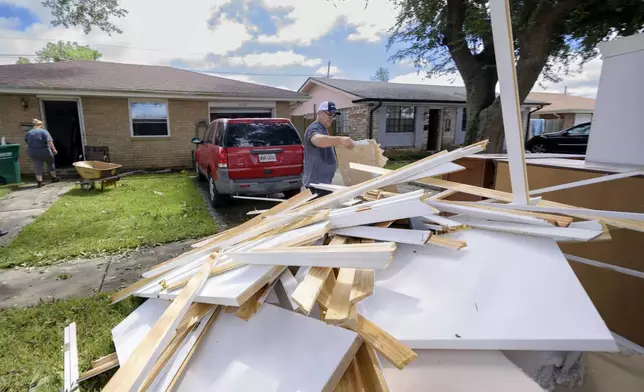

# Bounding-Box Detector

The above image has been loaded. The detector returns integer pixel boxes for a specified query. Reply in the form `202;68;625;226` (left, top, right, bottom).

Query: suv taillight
218;148;228;168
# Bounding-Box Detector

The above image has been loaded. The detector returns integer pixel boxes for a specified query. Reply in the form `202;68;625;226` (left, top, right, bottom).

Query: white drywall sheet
358;229;617;351
172;304;360;392
587;34;644;166
112;299;170;364
381;350;545;392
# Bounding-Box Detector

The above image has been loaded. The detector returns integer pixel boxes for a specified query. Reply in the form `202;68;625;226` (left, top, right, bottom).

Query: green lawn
0;294;141;392
0;173;217;268
0;183;21;199
385;160;414;170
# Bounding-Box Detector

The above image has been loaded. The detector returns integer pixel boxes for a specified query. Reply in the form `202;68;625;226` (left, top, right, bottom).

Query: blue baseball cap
318;101;339;115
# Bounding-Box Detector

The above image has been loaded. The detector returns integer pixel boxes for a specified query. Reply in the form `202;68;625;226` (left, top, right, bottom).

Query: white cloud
257;0;397;45
390;72;465;86
0;17;21;30
228;50;322;68
0;0;249;66
315;64;342;76
533;58;602;98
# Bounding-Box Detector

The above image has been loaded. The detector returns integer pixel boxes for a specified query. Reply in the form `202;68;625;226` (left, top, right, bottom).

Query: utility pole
564;86;568;94
326;61;331;78
58;41;63;62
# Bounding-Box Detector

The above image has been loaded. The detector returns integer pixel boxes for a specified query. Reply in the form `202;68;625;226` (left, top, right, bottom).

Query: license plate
259;153;277;163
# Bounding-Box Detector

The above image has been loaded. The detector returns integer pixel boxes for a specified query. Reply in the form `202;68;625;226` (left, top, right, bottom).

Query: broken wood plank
334;358;363;392
350;314;417;370
79;354;120;382
92;352;118;369
236;284;270;321
103;253;223;392
350;269;374;304
427;235;467;250
325;268;357;324
355;343;390;392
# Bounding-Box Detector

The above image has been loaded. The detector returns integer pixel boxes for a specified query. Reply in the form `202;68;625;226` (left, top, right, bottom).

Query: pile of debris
64;138;643;391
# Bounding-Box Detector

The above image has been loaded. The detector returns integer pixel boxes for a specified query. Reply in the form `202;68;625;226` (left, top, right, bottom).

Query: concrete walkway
0;181;74;246
0;240;192;308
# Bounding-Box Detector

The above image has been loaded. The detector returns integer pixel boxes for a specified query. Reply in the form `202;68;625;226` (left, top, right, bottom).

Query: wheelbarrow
72;161;142;191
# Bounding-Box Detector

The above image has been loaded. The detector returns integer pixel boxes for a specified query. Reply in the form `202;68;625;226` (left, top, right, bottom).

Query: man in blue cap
303;101;355;196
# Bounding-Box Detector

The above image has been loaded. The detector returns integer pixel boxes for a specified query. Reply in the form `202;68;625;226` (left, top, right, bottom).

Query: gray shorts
28;149;55;175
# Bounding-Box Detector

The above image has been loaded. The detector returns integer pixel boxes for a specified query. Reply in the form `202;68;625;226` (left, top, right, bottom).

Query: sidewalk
0;182;74;246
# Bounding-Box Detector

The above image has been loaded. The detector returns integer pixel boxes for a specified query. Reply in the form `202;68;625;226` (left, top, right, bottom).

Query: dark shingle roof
307;77;548;105
0;61;306;100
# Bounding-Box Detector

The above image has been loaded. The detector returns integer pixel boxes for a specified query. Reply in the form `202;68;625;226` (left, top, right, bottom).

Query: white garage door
209;106;274;122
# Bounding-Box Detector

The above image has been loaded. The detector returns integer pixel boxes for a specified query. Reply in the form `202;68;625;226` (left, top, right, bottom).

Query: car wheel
208;174;229;207
283;189;300;199
195;160;204;182
530;143;548;153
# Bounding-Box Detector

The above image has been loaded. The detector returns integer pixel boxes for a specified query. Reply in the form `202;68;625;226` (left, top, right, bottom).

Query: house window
386;106;415;133
336;110;349;135
130;101;170;137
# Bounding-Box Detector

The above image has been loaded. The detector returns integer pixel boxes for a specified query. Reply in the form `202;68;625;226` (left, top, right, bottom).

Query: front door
42;100;83;167
426;109;441;151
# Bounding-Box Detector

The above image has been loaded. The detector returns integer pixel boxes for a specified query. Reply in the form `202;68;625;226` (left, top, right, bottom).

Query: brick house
0;61;307;174
291;77;547;151
529;92;595;135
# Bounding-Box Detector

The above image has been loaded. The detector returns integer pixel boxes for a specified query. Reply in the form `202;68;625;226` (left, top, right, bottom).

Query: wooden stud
427;235;467;250
79;355;120;382
236;284;269;321
325;268;357;324
291;267;333;315
92;352;118;369
355;343;390;392
350;269;375;304
350;314;417;370
334;358;363;392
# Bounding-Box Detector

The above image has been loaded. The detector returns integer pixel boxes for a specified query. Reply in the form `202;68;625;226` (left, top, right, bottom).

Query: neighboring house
529;92;596;134
0;61;307;174
291;77;547;151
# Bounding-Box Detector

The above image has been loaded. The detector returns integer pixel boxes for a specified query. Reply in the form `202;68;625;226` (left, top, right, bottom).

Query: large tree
371;67;391;82
17;41;102;63
42;0;127;34
388;0;644;152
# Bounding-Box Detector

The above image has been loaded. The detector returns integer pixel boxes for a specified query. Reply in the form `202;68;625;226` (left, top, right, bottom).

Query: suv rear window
225;122;301;148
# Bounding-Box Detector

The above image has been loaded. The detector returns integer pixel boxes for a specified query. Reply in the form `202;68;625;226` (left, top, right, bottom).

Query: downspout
525;105;544;143
368;101;383;140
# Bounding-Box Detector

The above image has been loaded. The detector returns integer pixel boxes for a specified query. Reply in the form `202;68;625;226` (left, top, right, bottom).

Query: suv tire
208;174;229;207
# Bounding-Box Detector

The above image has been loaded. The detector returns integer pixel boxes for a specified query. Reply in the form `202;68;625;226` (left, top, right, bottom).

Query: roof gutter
525;104;545;143
368;101;383;140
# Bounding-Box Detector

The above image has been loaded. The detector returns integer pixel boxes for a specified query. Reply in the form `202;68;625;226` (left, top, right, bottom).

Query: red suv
192;118;304;206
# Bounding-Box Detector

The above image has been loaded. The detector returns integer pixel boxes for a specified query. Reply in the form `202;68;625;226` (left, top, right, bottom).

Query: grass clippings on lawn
0;294;142;392
0;173;217;268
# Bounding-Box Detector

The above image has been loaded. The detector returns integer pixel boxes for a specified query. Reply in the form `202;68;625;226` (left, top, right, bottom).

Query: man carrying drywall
303;101;355;196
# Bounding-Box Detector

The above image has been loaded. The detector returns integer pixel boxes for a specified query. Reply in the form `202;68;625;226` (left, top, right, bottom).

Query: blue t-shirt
25;128;53;152
303;121;337;186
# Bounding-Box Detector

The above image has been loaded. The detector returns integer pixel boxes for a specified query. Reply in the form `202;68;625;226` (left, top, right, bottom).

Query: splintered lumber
63;322;79;392
427;235;467;250
449;217;603;242
236;284;270;321
228;242;397;270
103;253;223;392
79;353;120;382
427;199;554;226
348;314;417;370
355;343;390;392
325;268;357;324
291;236;349;315
294;141;487;214
332;226;432;246
441;199;574;227
350;270;375;304
334;358;363;392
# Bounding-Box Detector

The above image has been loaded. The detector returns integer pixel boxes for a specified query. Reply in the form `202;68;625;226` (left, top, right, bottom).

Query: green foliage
0;174;218;268
370;66;390;82
16;57;31;64
35;41;102;63
0;294;141;391
42;0;128;35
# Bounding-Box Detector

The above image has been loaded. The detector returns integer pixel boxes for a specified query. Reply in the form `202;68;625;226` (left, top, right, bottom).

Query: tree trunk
464;69;498;146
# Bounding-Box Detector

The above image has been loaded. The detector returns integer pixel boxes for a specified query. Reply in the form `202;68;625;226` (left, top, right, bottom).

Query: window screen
225;122;301;147
130;102;169;136
386;106;415;133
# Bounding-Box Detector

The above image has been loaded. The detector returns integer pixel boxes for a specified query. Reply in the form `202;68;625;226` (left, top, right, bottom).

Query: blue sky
0;0;600;96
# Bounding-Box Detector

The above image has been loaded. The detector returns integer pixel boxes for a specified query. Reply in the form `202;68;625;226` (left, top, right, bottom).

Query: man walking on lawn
303;101;355;196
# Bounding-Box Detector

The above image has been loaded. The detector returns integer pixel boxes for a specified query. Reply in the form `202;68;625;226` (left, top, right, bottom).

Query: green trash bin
0;144;21;185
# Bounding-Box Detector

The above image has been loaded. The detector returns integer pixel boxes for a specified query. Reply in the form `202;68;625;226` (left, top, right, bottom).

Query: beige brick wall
346;105;370;141
440;107;459;149
0;95;43;173
82;97;208;170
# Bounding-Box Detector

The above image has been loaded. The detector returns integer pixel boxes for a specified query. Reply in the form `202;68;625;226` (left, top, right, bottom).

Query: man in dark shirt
303;101;355;196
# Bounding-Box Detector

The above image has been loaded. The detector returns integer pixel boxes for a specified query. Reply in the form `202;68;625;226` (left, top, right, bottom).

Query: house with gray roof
292;77;548;151
0;61;307;173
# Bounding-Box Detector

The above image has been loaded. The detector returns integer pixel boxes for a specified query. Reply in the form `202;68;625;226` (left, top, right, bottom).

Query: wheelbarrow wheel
81;182;94;191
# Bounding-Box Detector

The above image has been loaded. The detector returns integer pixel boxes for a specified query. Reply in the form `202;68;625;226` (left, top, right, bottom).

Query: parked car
525;122;591;154
192;118;304;206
